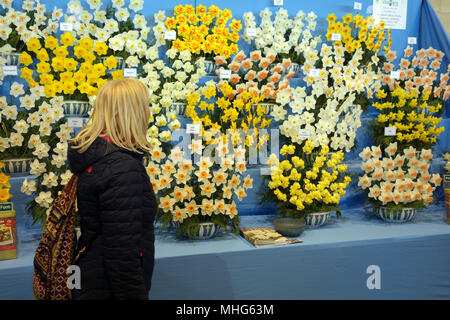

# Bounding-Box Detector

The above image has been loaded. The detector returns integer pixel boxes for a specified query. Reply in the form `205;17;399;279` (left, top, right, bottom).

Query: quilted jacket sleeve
98;157;148;300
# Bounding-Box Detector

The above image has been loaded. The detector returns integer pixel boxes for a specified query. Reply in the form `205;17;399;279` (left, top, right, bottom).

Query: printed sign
373;0;408;30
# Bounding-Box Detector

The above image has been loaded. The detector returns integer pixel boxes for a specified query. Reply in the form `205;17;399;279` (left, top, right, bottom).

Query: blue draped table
0;203;449;300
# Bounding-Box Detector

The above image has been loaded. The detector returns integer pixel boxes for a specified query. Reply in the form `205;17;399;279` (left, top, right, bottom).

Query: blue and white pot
2;158;33;176
99;56;124;71
376;207;416;223
63;100;92;117
252;103;277;113
305;211;331;228
286;62;300;77
194;222;219;240
169;102;187;116
204;60;219;75
1;53;21;67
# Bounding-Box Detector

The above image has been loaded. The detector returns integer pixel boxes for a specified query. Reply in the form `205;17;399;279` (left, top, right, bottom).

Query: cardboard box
0;202;17;261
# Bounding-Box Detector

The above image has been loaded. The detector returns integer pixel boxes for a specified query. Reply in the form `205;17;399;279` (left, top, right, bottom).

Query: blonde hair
71;78;152;154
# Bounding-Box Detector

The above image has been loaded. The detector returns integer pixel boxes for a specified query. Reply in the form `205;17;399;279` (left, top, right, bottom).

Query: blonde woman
68;78;157;300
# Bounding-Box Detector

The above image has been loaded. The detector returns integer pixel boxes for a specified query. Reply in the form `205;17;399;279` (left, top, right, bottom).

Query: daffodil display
0;162;13;203
185;82;272;151
266;143;350;219
214;49;295;106
358;143;442;211
20;34;119;100
150;147;253;239
164;4;241;59
371;46;449;151
242;8;320;65
326;13;392;54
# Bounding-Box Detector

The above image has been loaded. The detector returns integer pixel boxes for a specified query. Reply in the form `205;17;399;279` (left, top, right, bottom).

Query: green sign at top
0;202;13;212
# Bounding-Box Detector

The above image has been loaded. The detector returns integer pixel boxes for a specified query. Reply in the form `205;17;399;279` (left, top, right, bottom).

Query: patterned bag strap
45;175;79;236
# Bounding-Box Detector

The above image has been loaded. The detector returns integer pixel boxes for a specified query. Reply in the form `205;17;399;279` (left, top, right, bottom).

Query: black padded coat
68;137;157;300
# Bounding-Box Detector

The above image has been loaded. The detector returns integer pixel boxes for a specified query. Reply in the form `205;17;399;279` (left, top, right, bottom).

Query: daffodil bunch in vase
164;4;242;72
65;0;154;75
371;46;449;151
265;143;350;229
358;143;442;222
185;82;272;166
0;0;63;61
149;147;253;240
242;8;320;69
20;34;123;117
214;49;295;112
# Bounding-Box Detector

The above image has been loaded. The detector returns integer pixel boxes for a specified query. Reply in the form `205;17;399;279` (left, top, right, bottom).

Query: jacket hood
68;137;144;175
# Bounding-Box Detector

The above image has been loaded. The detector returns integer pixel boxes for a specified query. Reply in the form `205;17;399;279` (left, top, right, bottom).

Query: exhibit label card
331;33;341;41
245;28;257;37
186;123;201;134
2;66;18;76
354;2;362;10
124;68;137;78
220;69;231;79
308;69;320;77
298;129;311;139
274;0;283;6
408;37;417;44
60;23;73;31
67;118;85;128
384;126;397;136
373;0;408;30
164;30;176;40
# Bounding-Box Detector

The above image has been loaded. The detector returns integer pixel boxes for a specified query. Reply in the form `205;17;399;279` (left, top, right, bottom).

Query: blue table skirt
1;203;449;300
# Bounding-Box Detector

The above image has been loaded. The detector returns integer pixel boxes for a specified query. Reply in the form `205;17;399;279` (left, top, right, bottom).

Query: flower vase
1;158;33;176
1;53;21;67
252;102;277;114
285;62;300;77
99;56;124;71
62;100;92;118
169;102;187;116
305;211;331;227
204;60;219;75
176;221;219;240
273;217;305;237
376;207;416;223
